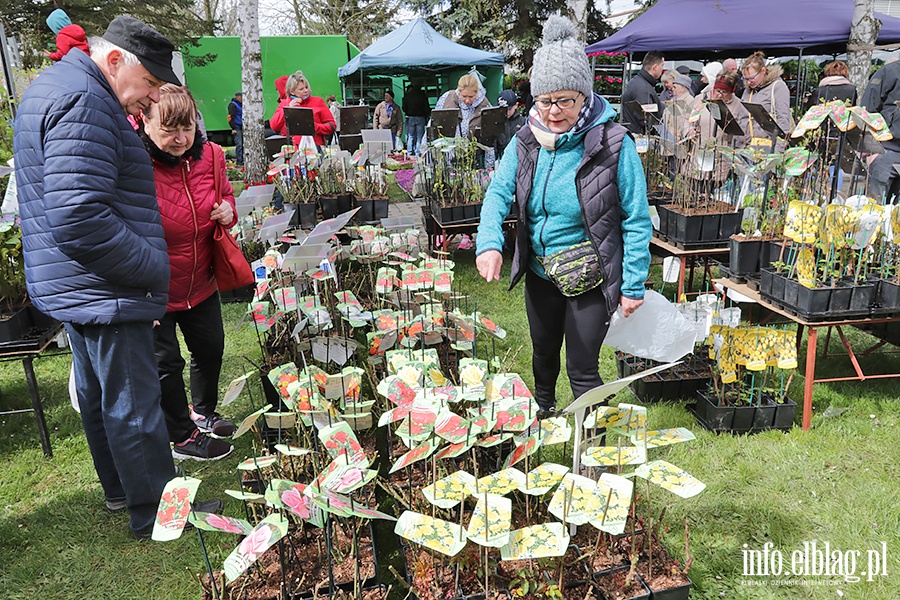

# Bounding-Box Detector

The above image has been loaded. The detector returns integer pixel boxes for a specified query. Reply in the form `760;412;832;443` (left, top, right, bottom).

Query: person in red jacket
269;70;336;148
139;84;237;461
45;8;89;61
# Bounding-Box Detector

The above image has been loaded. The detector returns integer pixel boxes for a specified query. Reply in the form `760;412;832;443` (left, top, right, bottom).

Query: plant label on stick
232;404;273;439
221;372;253;407
588;473;634;535
582;445;647;468
152;476;201;542
467;493;511;548
500;523;569;560
476;468;526;496
223;513;289;583
631;427;696;448
188;511;253;535
522;463;569;496
423;470;476;508
395;511;467;557
634;460;706;498
548;473;600;526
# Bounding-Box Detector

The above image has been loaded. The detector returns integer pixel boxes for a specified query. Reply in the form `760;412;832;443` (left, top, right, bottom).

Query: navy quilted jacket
13;49;169;325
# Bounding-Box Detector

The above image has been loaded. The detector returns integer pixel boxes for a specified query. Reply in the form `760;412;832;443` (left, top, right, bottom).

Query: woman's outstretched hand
476;250;503;282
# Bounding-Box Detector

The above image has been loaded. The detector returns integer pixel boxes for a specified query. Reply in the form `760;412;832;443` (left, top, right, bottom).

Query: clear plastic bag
604;290;696;363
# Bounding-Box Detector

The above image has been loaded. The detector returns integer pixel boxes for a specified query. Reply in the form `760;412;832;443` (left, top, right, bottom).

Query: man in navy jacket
14;16;182;539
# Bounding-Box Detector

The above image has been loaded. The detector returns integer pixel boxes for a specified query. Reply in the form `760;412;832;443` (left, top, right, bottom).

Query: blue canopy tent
586;0;900;59
338;18;505;107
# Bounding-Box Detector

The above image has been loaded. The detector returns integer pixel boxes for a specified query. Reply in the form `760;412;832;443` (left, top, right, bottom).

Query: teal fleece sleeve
476;137;519;255
617;135;652;300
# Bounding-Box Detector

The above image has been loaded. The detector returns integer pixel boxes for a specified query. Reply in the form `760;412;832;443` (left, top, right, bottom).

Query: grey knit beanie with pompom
530;15;593;99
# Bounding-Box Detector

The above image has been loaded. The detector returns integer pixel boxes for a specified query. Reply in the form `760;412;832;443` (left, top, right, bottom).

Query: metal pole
0;23;18;118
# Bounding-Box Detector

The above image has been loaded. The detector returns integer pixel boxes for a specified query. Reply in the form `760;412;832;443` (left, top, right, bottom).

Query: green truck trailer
182;35;360;143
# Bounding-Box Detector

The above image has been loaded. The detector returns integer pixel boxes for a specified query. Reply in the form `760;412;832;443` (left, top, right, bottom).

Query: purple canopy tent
586;0;900;58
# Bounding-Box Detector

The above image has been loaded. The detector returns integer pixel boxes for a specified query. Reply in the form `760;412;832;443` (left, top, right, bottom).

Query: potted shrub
351;164;389;225
0;217;33;342
274;162;318;228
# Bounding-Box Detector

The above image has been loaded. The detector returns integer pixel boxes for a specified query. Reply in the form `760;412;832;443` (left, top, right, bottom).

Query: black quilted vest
510;121;629;314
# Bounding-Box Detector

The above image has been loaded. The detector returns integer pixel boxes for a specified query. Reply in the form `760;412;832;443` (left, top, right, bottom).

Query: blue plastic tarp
586;0;900;57
338;18;504;78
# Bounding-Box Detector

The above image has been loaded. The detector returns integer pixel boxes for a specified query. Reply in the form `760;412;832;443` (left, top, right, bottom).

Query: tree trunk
848;0;880;97
239;0;266;185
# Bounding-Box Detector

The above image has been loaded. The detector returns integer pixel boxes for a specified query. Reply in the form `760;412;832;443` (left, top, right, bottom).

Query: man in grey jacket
13;16;208;540
862;60;900;201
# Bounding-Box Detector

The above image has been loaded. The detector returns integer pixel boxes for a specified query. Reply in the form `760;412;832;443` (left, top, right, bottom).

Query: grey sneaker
172;429;233;461
190;409;236;438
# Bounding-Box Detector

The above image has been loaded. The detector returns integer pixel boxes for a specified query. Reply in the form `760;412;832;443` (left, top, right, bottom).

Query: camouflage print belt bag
540;240;604;297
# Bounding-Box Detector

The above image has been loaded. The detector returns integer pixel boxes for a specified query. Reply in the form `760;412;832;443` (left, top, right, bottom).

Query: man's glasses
534;95;581;110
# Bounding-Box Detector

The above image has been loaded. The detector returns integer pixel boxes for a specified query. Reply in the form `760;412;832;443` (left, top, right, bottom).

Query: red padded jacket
269;95;336;147
48;24;89;61
152;142;237;312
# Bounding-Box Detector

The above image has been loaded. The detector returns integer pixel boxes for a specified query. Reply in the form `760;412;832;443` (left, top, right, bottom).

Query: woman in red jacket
269;70;336;148
140;85;236;461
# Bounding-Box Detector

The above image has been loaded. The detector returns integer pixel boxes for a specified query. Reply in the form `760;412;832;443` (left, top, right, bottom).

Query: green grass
1;257;899;599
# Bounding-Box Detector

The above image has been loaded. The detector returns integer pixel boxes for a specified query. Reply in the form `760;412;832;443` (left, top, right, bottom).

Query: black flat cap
102;16;180;85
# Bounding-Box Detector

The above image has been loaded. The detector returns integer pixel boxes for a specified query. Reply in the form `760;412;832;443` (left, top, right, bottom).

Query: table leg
803;327;817;431
677;257;686;300
22;356;52;457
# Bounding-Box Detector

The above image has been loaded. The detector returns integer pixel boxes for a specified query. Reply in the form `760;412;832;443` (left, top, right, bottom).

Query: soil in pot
593;565;651;600
201;522;376;600
616;532;691;600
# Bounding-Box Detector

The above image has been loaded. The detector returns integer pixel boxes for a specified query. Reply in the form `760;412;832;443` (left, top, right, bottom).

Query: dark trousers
66;322;175;532
524;271;612;410
154;292;225;443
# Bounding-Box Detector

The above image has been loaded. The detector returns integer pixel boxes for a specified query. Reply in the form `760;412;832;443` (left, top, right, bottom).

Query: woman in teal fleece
476;15;652;413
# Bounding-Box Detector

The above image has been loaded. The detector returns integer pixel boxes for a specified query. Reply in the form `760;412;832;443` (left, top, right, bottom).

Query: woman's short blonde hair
144;84;197;129
287;70;309;95
741;51;767;75
661;70;677;84
457;74;479;93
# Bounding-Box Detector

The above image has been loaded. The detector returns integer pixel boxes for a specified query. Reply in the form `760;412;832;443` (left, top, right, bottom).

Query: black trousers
524;271;612;410
154;292;225;443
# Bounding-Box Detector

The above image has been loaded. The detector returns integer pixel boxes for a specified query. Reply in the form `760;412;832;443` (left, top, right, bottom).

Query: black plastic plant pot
781;277;801;310
849;282;876;314
646;577;692;600
761;239;788;270
876;278;900;313
828;283;853;312
373;198;390;221
665;209;678;238
752;397;777;431
759;269;778;301
451;205;466;223
464;202;482;221
28;305;60;333
656;205;670;236
700;213;721;241
593;565;651;600
674;212;702;244
794;285;831;318
319;195;340;220
695;391;735;431
731;404;755;432
355;199;376;223
679;369;711;400
295;202;317;228
435;206;454;225
718;210;744;239
729;237;762;276
0;305;34;343
774;397;797;430
338;192;354;214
